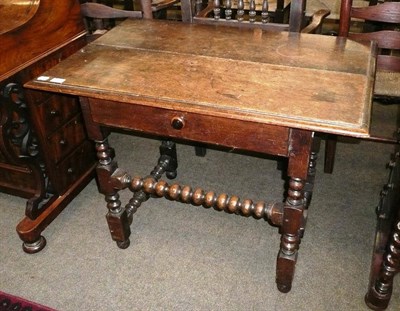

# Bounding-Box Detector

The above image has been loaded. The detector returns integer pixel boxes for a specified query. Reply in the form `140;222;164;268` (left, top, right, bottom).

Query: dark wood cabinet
0;0;96;253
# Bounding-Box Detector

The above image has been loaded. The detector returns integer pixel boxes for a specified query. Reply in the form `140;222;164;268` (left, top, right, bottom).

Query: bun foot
277;283;291;293
117;239;130;249
166;171;177;179
22;236;46;254
365;288;391;311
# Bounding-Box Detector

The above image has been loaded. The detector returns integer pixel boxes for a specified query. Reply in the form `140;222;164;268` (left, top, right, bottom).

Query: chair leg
324;135;337;174
138;0;153;19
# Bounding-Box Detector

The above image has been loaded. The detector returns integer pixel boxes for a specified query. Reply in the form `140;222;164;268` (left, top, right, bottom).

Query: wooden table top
26;19;376;137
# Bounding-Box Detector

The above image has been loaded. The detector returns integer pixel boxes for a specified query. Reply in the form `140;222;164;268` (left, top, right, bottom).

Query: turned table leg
276;129;314;292
96;139;131;249
276;177;305;293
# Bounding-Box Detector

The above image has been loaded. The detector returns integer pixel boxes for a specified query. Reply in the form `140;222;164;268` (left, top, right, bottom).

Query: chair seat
375;70;400;97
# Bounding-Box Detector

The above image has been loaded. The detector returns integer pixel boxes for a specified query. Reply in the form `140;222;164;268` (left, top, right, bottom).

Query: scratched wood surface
26;19;376;137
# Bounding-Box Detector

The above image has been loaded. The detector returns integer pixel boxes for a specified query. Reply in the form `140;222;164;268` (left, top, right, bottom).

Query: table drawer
47;113;87;164
88;98;290;157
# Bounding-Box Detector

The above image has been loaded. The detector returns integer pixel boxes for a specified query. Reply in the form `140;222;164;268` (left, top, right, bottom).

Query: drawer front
89;99;290;157
0;161;39;198
49;140;95;194
47;114;87;164
29;91;81;133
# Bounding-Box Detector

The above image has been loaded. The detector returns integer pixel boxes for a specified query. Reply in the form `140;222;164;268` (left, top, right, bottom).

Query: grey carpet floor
0;103;399;310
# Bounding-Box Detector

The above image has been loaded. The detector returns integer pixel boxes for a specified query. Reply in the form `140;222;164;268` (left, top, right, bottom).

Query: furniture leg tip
166;171;177;179
364;290;390;311
277;283;292;293
22;236;46;254
117;239;130;249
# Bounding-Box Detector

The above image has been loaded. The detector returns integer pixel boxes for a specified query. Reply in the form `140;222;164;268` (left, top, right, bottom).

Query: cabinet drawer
0;161;38;198
32;93;81;133
50;140;95;194
47;114;87;164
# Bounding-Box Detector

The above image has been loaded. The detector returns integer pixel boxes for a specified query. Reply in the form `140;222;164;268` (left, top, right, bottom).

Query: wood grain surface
26;19;376;137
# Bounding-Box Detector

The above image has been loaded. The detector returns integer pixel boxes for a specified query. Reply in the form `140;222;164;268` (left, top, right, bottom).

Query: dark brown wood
348;31;400;51
365;138;400;310
324;134;337;174
0;0;96;252
88;98;290;156
344;0;400;302
276;129;313;292
16;163;96;253
95;139;132;249
377;55;400;73
338;0;352;37
365;214;400;310
25;19;374;292
351;3;400;24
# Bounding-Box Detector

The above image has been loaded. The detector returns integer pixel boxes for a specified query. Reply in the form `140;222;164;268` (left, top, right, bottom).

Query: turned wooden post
96;139;131;249
365;214;400;310
276;129;314;293
80;97;131;249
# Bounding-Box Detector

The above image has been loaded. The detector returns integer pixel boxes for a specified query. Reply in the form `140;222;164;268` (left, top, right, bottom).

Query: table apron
86;98;290;157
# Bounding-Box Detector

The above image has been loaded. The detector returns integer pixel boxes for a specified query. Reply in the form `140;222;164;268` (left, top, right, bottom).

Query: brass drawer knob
171;116;185;130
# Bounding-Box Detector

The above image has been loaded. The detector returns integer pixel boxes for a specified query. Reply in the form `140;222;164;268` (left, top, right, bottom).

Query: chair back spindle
210;0;269;24
262;0;270;23
186;0;329;33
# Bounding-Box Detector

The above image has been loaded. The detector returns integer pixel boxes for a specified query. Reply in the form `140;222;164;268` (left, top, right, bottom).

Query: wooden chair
80;0;152;34
324;0;400;174
186;0;292;25
82;0;178;23
80;1;150;19
181;0;330;33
